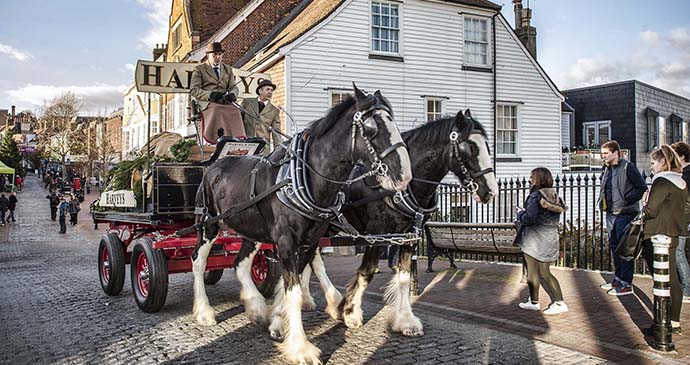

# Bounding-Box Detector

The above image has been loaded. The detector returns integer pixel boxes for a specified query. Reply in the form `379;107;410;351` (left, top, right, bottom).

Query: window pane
599;124;610;145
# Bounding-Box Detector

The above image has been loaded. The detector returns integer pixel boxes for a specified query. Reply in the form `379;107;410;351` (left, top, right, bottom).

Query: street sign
134;60;270;98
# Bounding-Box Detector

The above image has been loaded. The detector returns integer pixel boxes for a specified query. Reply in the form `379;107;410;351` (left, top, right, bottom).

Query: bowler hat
206;42;224;54
255;79;277;94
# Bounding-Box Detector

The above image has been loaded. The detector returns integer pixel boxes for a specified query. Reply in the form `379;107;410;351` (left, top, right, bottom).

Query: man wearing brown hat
240;79;281;150
190;42;245;144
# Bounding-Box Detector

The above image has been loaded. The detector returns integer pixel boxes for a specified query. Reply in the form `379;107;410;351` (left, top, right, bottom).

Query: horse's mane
402;112;487;145
309;93;392;138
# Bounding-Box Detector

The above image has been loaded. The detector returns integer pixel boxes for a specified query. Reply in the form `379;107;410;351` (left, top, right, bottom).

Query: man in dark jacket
58;197;69;234
46;191;60;221
7;192;17;223
597;140;647;296
0;193;8;226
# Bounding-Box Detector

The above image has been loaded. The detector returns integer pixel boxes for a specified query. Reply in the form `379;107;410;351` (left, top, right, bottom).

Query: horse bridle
449;127;494;193
351;102;407;179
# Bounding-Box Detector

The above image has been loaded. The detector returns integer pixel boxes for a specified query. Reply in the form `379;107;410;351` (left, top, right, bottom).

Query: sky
0;0;688;115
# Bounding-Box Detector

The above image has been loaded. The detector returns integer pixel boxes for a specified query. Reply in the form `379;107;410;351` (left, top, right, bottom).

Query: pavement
0;173;686;364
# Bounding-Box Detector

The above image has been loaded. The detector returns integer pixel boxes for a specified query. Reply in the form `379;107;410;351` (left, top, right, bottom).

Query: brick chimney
10;105;15;128
152;43;167;61
513;0;537;59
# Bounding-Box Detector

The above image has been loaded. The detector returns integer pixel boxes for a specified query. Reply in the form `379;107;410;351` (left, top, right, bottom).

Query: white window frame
425;97;445;122
496;103;520;157
171;19;182;51
462;15;491;67
328;89;351;108
370;1;402;56
582;120;611;148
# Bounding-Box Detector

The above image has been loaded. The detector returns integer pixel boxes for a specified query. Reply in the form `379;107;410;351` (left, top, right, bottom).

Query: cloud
559;28;690;98
125;63;136;72
639;30;660;45
668;28;690;48
0;43;34;61
5;84;127;114
134;0;169;50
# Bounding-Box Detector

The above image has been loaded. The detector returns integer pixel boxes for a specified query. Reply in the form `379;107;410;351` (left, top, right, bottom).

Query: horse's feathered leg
235;239;268;327
300;263;317;311
385;245;423;336
339;246;381;328
309;249;342;320
275;222;321;365
192;228;219;326
268;277;285;340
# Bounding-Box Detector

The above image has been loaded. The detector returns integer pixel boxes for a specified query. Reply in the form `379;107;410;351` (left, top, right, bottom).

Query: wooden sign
134;60;270;98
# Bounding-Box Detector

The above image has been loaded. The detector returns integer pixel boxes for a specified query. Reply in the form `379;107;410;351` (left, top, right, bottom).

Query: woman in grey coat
516;167;568;315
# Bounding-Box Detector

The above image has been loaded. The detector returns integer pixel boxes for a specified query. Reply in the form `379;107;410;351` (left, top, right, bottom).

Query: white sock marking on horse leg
269;278;285;339
192;239;216;325
278;284;321;365
343;274;367;328
236;242;268;326
301;264;317;311
311;251;342;320
384;270;423;336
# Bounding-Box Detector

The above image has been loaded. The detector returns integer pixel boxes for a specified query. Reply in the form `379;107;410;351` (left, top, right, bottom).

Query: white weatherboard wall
282;0;562;178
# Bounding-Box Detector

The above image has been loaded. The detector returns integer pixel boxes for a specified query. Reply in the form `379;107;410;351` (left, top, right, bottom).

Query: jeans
7;209;14;222
677;236;690;297
606;213;635;286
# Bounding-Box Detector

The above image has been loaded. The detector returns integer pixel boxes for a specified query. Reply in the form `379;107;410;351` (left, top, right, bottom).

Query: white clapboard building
237;0;564;177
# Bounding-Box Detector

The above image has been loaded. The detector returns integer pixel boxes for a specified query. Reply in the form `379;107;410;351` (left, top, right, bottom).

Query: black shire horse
191;85;411;365
263;109;498;338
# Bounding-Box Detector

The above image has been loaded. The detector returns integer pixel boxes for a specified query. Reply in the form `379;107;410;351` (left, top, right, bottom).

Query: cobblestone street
1;175;611;364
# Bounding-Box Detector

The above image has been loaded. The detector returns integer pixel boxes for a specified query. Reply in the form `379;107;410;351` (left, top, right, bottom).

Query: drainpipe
492;13;497;174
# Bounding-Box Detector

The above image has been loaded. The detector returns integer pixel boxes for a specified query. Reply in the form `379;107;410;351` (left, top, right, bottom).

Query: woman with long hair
516;167;568;315
642;144;686;333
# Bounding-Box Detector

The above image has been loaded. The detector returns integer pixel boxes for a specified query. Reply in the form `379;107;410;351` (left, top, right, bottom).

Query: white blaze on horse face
468;133;499;197
374;110;412;192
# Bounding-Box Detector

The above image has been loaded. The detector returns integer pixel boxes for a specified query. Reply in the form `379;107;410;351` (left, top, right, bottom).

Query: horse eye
363;118;378;138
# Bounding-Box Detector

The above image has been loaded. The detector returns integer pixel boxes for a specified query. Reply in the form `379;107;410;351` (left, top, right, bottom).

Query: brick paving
318;255;690;364
0;174;672;364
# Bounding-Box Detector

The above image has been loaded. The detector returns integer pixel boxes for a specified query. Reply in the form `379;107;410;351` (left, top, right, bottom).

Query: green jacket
643;172;688;239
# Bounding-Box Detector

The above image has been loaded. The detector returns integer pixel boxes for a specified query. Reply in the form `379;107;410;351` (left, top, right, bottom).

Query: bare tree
38;92;87;178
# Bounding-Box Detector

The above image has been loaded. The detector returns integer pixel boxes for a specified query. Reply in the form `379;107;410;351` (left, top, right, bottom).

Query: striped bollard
650;234;674;352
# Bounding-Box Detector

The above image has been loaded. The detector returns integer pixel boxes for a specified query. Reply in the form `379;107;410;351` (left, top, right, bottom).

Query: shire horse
252;109;499;339
191;85;411;365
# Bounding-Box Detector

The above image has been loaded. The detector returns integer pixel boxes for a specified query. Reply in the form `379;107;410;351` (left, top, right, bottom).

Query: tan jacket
190;63;239;111
241;97;281;149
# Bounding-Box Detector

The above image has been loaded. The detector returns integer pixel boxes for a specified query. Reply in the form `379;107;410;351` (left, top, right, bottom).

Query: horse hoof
325;304;341;321
269;330;283;341
402;327;425;337
195;311;217;326
280;338;322;365
343;308;363;328
302;299;317;311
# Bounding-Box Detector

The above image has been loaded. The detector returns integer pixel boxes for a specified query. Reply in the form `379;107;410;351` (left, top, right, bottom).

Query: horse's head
351;84;411;192
447;109;498;203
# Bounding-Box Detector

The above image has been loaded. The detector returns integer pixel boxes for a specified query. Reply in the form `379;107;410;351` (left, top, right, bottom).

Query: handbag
615;214;644;261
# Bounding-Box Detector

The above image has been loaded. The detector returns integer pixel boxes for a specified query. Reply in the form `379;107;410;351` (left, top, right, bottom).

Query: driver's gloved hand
224;92;237;103
209;92;223;102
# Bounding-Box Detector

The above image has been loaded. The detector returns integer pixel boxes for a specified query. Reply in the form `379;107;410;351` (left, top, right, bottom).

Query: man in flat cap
241;79;281;151
190;42;245;144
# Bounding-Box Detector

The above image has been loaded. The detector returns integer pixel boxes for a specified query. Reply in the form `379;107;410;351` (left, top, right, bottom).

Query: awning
0;160;15;174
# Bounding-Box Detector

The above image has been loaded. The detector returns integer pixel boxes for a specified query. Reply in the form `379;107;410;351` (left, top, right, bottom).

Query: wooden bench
423;222;520;271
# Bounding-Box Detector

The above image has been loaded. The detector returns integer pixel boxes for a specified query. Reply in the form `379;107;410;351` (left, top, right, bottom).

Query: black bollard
651;234;674;352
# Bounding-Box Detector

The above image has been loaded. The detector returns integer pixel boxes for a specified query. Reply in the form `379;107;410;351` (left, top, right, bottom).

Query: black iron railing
428;172;653;273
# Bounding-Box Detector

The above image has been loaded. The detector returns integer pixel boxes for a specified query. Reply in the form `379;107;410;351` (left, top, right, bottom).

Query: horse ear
458;109;473;139
374;90;382;97
353;82;366;101
464;109;473;119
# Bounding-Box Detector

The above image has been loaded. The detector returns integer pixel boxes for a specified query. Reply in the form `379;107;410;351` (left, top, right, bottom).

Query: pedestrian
641;145;686;333
58;197;69;234
15;175;22;192
0;193;8;226
68;195;80;226
241;79;281;151
671;141;690;303
515;167;569;315
189;42;244;144
597;140;647;296
7;191;17;223
46;191;59;221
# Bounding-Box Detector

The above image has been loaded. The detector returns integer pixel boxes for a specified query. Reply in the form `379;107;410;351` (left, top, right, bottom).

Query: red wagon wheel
98;234;125;296
251;249;280;298
130;237;168;313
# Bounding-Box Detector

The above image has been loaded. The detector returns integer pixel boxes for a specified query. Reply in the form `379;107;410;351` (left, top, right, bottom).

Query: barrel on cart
93;137;279;313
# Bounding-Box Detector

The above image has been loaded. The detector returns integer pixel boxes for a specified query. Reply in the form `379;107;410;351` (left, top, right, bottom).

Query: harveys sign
134;60;270;97
98;190;137;208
